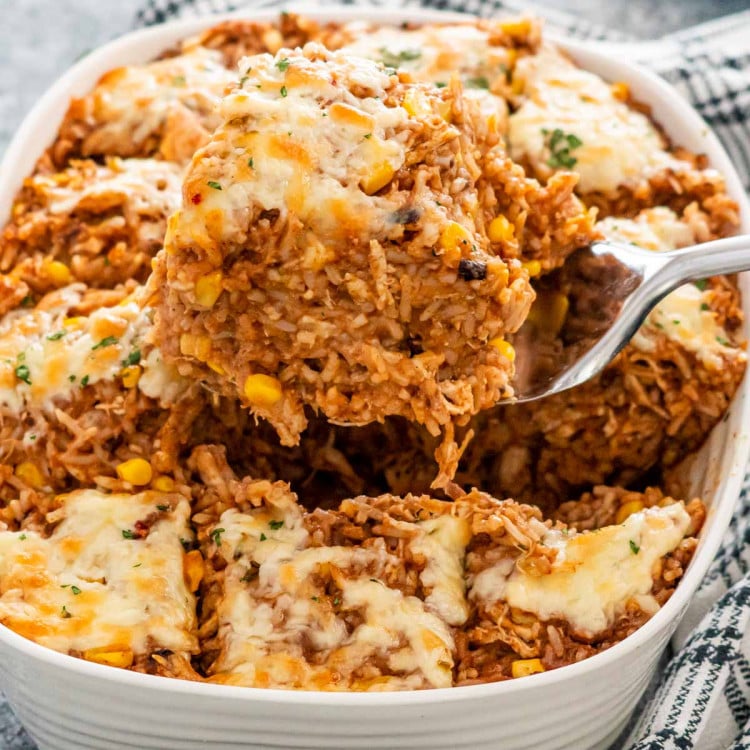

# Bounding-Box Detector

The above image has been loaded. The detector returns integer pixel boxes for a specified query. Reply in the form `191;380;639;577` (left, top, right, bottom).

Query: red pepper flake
133;520;150;539
191;193;203;205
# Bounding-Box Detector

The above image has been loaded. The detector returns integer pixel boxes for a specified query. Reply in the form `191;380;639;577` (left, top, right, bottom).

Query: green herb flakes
276;58;290;72
15;363;31;385
46;331;66;341
542;128;583;169
92;336;118;350
121;529;136;540
379;47;421;69
268;520;284;530
122;349;141;367
629;540;640;554
207;180;222;190
211;527;225;546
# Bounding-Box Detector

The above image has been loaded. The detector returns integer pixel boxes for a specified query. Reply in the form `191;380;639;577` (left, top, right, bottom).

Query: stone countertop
0;0;748;747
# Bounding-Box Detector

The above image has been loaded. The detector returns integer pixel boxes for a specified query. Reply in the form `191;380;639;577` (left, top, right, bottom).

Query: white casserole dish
0;7;748;750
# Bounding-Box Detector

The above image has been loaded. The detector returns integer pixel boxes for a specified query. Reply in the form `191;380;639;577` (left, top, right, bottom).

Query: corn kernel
440;221;473;262
616;500;645;525
243;374;283;409
511;76;525;96
82;648;134;669
489;338;515;362
522;260;542;278
15;462;44;489
152;475;175;493
207;360;225;375
120;365;141;389
500;18;532;36
360;162;396;195
329;102;375;131
183;549;204;593
43;259;72;287
194;270;223;308
63;316;83;329
403;89;432;118
488;215;515;244
116;458;153;486
511;658;545;678
611;81;630;102
179;333;212;362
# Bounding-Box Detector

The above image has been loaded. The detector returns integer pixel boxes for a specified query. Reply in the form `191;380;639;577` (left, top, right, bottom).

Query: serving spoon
510;234;750;403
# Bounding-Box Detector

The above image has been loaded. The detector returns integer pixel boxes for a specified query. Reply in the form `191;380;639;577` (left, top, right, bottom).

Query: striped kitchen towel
129;1;750;748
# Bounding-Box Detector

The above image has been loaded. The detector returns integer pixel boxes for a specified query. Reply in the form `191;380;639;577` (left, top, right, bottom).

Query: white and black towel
143;1;750;748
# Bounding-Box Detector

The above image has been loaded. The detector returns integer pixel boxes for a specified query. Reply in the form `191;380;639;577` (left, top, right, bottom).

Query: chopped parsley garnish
268;520;284;530
247;157;254;168
717;335;729;346
542;128;583;169
92;336;118;350
207;180;222;190
333;596;341;606
122;348;141;367
14;363;31;385
70;585;81;595
210;527;225;546
363;133;372;139
276;58;290;72
172;75;186;87
133;563;142;568
629;540;640;554
435;81;447;88
80;374;90;387
239;75;249;86
673;319;680;325
28;434;36;441
46;331;66;341
259;533;267;541
61;605;72;619
68;374;76;382
280;85;288;97
379;47;421;69
311;595;319;602
694;279;708;291
122;529;136;540
19;534;26;541
156;504;169;512
701;303;710;311
466;76;490;89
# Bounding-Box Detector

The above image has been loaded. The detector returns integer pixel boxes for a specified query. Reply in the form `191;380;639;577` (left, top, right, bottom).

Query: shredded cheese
0;489;197;657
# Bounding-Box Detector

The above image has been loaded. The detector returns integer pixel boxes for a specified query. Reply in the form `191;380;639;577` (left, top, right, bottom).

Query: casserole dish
0;6;748;749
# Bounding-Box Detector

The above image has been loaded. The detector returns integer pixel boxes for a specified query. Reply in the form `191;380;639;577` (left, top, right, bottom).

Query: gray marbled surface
0;0;748;747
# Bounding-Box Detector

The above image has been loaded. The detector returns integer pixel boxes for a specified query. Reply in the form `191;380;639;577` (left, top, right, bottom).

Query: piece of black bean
458;259;487;281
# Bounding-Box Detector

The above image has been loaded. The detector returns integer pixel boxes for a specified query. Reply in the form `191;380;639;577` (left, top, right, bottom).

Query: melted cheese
596;208;696;252
342;23;511;85
172;46;411;252
636;284;737;368
341;24;509;132
211;501;455;690
470;504;690;637
0;286;185;413
597;210;739;368
40;158;184;220
85;47;234;155
509;45;690;194
411;515;470;626
0;489;197;656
